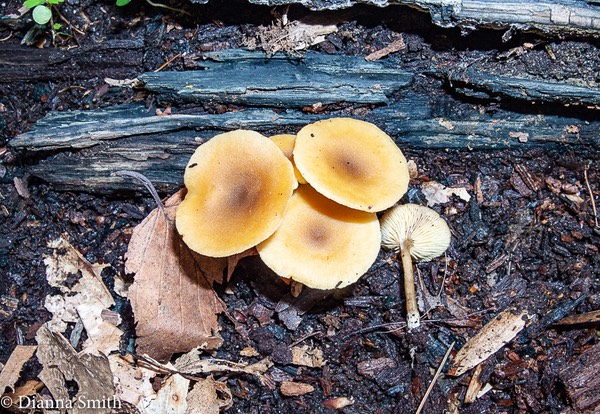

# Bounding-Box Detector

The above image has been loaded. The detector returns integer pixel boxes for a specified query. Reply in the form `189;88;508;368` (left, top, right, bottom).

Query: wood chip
365;36;406;61
0;345;37;394
357;357;396;378
464;364;484;404
126;190;226;362
13;176;30;199
554;309;600;326
510;173;533;197
322;397;354;410
560;342;600;413
280;381;315;397
448;308;530;376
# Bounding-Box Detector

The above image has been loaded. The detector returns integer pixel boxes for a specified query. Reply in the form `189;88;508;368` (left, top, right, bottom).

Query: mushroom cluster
176;118;410;290
176;118;450;329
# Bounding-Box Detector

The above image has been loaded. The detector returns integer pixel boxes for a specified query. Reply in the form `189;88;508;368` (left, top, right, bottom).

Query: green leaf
23;0;45;9
47;0;64;5
116;0;132;6
53;22;62;30
32;5;52;25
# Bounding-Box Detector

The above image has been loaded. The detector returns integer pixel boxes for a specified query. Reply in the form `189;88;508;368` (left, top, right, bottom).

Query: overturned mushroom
380;204;451;330
176;130;297;257
257;185;380;290
293;118;409;212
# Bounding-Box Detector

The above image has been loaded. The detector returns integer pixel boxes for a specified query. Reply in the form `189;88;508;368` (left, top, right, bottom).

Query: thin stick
52;5;85;35
584;164;599;228
415;341;455;414
154;51;184;72
145;0;191;16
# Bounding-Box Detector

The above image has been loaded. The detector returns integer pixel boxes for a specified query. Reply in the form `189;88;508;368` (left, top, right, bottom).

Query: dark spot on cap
189;163;198;168
310;133;315;138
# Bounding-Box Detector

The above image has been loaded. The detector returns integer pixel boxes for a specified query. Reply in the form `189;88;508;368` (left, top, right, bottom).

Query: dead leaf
421;181;471;207
0;345;37;394
43;236;120;355
108;354;156;410
174;353;273;386
448;308;530;376
139;374;188;414
126;190;226;362
291;345;326;368
36;325;116;414
186;377;232;414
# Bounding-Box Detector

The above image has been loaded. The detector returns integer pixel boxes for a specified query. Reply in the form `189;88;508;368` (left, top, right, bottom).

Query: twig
52;5;85;35
415;341;455;414
0;32;13;42
112;170;166;218
290;331;323;347
145;0;191;16
584;164;599;228
154;51;184;72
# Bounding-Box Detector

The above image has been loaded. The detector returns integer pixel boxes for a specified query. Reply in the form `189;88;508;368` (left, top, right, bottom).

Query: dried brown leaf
291;345;326;368
126;190;226;362
448;308;530;376
36;325;116;414
108;354;156;410
0;345;37;394
185;377;232;414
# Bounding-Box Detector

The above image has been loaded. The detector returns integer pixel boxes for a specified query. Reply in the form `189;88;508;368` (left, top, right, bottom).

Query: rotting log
140;49;414;108
0;39;144;82
11;91;598;192
445;67;600;108
224;0;600;37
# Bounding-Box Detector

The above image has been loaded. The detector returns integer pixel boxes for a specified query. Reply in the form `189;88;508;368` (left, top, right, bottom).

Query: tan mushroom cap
293;118;409;212
380;204;451;261
257;185;381;290
176;130;297;257
270;134;307;184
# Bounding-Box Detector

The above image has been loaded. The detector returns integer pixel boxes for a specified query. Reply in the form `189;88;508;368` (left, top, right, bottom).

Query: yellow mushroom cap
176;130;297;257
293;118;409;212
270;134;307;185
257;185;381;290
380;204;451;261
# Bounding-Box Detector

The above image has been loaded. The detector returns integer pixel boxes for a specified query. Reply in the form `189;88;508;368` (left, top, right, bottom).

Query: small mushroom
380;204;451;330
270;134;307;184
257;185;381;290
293;118;409;212
176;130;297;257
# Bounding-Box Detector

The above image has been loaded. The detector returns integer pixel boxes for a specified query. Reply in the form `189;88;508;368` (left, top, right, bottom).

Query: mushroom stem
399;244;420;330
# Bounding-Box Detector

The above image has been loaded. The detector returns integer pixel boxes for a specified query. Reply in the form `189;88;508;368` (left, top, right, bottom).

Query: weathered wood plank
234;0;600;36
11;90;598;192
445;67;600;107
140;49;414;108
0;39;144;82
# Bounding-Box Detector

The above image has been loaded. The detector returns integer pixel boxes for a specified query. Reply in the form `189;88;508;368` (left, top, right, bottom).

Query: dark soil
1;1;599;413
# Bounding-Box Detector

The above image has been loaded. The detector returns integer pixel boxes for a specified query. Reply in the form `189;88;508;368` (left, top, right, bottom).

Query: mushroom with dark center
257;185;381;290
293;118;409;212
380;204;451;330
176;130;297;258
